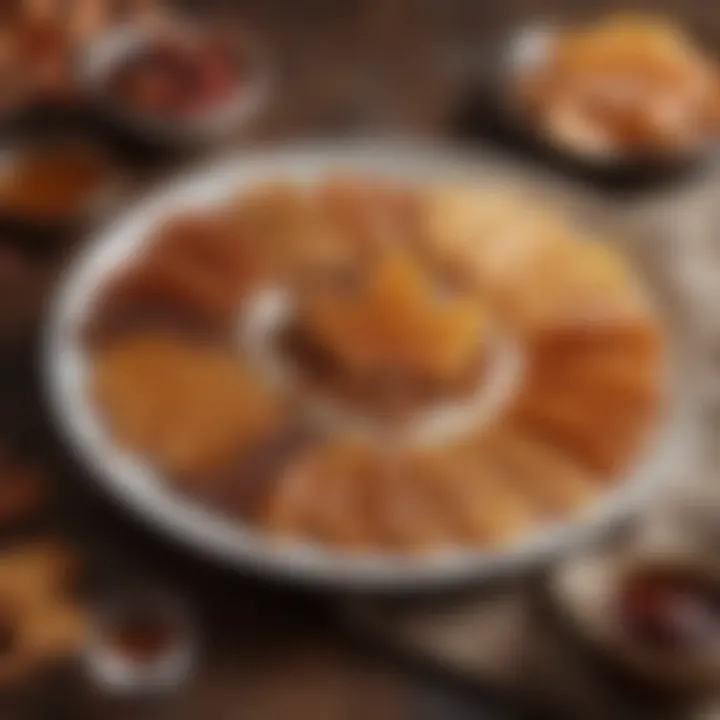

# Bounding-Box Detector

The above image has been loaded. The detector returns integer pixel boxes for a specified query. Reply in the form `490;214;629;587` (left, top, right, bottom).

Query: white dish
45;140;697;591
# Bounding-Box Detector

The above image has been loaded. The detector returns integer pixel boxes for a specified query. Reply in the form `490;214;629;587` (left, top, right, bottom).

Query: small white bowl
553;550;720;690
81;20;272;148
84;588;197;695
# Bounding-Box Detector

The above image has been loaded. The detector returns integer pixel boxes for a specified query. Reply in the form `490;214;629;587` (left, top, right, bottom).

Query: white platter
45;140;697;591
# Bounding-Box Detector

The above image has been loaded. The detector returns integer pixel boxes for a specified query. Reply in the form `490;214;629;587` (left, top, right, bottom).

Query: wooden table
1;1;718;718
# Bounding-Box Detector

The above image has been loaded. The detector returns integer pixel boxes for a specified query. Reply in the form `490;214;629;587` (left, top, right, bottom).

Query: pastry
297;251;487;392
484;427;600;516
93;333;283;479
87;212;266;345
0;541;86;685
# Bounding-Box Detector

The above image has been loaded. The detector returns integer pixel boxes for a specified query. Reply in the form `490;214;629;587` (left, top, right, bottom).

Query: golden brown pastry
400;445;538;547
149;212;267;294
93;333;283;479
502;240;652;333
0;541;87;686
317;175;422;259
507;381;656;475
229;182;356;283
297;251;487;389
262;440;382;549
484;427;600;516
422;186;572;300
87;212;266;344
423;186;654;334
263;440;538;552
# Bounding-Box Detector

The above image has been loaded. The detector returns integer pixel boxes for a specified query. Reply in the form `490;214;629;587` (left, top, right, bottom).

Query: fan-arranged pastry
86;212;266;344
85;177;665;555
93;334;283;480
263;439;537;552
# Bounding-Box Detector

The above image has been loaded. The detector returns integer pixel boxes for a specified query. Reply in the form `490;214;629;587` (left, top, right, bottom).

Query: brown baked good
297;251;487;391
87;211;267;345
0;541;86;685
93;333;283;479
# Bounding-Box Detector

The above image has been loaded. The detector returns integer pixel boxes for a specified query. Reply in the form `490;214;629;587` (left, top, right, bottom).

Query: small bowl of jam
82;18;272;147
85;588;197;695
618;566;720;652
554;553;720;690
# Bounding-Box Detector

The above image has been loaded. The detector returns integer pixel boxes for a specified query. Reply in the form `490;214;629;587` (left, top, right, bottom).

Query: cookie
0;541;87;684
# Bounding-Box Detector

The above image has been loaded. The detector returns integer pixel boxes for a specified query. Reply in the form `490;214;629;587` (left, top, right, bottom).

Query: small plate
553;549;720;690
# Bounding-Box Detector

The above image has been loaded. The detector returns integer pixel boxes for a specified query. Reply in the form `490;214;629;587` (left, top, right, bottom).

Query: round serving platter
45;140;699;591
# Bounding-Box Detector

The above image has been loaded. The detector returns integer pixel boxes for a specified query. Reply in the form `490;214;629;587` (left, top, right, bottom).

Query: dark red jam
619;568;720;650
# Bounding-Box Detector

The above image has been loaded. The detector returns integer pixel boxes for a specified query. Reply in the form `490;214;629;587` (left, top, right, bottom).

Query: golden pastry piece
507;378;657;475
0;540;87;686
149;212;267;294
298;251;487;387
526;344;663;412
317;175;422;259
87;212;268;344
93;334;283;479
503;240;651;332
400;445;538;548
265;440;467;552
422;186;573;296
229;176;424;285
88;256;236;345
229;181;358;282
264;440;538;552
423;186;652;333
484;427;600;516
529;317;663;366
262;440;382;549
